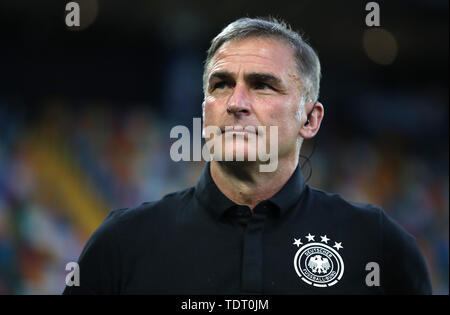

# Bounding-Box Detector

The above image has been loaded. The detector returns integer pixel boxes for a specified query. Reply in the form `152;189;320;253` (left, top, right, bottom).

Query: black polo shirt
63;162;432;294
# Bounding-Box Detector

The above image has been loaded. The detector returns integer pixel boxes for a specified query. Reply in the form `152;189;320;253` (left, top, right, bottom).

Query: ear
201;101;206;138
299;102;324;139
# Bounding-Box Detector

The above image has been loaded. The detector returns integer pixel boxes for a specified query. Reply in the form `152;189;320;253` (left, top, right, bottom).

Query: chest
119;221;383;294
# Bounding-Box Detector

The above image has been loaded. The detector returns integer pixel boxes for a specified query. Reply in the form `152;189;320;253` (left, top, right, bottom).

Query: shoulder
307;187;431;293
307;186;383;223
108;187;195;221
93;187;196;237
305;186;420;246
308;186;416;237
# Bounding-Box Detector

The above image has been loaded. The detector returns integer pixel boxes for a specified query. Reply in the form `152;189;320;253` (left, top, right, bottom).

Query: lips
220;125;258;135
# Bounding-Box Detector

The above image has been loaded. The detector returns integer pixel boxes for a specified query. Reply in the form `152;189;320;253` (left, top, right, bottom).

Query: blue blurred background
0;0;448;294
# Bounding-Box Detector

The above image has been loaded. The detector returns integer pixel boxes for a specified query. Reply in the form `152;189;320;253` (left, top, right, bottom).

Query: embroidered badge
293;233;344;287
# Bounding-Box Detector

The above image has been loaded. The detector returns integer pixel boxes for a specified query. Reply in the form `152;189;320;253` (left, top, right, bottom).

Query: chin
220;140;266;162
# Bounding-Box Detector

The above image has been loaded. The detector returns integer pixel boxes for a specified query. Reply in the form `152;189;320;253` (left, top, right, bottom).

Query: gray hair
203;17;321;108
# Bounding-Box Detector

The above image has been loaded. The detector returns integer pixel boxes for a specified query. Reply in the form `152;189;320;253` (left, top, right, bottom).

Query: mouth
220;126;258;135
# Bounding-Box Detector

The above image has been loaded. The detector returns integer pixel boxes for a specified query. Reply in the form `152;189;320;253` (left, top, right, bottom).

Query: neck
210;157;299;210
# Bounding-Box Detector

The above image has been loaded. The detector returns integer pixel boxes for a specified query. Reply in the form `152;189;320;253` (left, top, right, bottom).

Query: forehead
209;37;298;77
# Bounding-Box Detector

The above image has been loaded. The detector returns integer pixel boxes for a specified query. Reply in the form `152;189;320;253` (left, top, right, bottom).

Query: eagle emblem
293;233;345;287
308;255;331;274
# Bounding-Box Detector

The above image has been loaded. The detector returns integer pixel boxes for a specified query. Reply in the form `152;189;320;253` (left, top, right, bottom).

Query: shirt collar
194;162;307;219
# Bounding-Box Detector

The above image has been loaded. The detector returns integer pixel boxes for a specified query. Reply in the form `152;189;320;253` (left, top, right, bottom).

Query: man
64;17;431;294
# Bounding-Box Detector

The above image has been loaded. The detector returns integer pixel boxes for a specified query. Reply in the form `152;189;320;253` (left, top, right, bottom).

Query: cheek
262;98;298;124
203;97;226;126
203;98;222;124
264;100;301;138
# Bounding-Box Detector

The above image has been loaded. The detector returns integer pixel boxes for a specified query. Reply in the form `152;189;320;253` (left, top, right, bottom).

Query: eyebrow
208;71;283;86
209;71;232;81
246;73;282;86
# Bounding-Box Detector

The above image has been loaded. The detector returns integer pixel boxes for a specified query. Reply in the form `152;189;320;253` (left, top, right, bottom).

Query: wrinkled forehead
207;37;300;79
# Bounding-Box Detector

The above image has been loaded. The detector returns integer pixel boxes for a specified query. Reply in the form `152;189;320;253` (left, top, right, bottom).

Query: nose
226;84;251;116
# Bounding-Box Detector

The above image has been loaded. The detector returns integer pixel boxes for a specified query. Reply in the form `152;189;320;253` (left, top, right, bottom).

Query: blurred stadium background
0;0;448;294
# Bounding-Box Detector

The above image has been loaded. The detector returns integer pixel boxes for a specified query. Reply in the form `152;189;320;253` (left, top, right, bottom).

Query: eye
253;82;272;90
213;81;229;90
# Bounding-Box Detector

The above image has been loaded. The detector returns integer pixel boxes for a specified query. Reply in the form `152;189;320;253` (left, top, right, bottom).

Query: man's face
203;37;304;163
